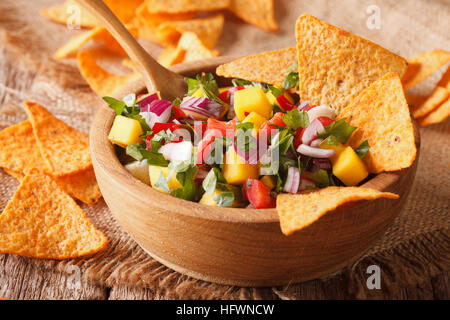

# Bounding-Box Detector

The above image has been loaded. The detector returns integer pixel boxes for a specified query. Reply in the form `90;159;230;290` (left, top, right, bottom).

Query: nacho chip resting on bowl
228;0;278;32
0;173;108;259
338;73;416;173
418;98;450;126
177;32;219;62
216;47;297;87
412;86;450;118
24;101;92;177
295;14;408;114
277;187;399;236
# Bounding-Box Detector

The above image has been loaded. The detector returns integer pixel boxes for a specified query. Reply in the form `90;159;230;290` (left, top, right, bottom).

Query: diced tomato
276;94;296;111
207;119;236;135
243;179;276;209
169;105;186;122
317;116;334;127
196;133;215;165
259;112;286;140
305;105;318;111
152;122;180;134
293;127;306;149
218;86;244;104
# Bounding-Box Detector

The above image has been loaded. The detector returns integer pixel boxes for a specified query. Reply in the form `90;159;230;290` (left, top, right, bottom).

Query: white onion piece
298;101;310;111
302;119;325;145
307;105;337;122
297;144;335;158
310;138;323;147
140;106;172;128
299;177;316;191
283;167;300;194
159;141;193;162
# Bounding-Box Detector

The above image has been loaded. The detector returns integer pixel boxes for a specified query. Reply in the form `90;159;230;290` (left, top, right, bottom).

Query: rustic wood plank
0;254;108;300
431;270;450;299
108;285;156;300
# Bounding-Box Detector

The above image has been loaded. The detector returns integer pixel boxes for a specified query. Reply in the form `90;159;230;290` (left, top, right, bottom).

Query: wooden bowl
90;57;420;287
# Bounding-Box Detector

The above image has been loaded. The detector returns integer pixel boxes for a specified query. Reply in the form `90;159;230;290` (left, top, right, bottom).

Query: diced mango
260;175;276;190
332;146;369;186
199;189;239;207
222;148;259;185
108;115;143;148
320;140;346;164
149;165;182;192
233;86;273;121
191;87;205;97
243;111;267;133
266;91;278;106
219;87;233;94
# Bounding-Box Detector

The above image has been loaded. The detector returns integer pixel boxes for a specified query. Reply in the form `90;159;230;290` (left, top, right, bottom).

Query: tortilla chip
77;50;142;96
405;94;427;109
40;0;143;27
24;101;91;177
0;173;108;259
55;168;102;206
418;98;450;127
228;0;278;32
216;47;296;87
178;32;219;62
277;187;399;236
0;121;50;174
134;2;197;43
156;14;224;49
402;50;450;89
412;86;450;118
145;0;229;13
339;73;416;173
437;65;450;90
158;47;186;67
54;26;137;60
296;14;408;114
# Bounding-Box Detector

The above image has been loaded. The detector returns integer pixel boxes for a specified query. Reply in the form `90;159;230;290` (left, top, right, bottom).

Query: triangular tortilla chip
412;86;450;118
405;94;427;109
402;50;450;89
339;73;416;173
216;47;297;87
228;0;278;32
40;0;142;27
437;65;450;90
134;2;196;43
0;121;101;205
77;50;142;96
418;98;450;127
277;187;399;236
54;26;137;60
158;47;186;67
178;32;219;63
146;0;229;13
156;14;224;49
296;14;408;114
24;101;91;177
0;173;108;259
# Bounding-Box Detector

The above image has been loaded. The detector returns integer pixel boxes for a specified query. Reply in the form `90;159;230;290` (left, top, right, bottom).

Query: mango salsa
149;166;182;192
222;148;259;185
332;146;368;186
108;115;143;148
233;86;273;121
242;111;267;133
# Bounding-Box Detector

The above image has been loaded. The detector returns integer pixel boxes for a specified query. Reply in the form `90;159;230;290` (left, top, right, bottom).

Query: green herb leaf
103;96;126;115
214;191;235;207
169;160;192;173
283;109;309;130
305;170;330;188
172;98;181;107
232;79;253;87
283;72;299;90
355;140;370;159
155;172;170;193
140;150;169;167
321;135;340;146
268;85;283;98
185;73;219;96
171;165;197;201
126;144;144;161
202;169;217;195
318;118;356;144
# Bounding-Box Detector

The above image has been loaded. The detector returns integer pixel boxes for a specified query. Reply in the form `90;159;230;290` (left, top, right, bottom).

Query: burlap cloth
0;0;448;299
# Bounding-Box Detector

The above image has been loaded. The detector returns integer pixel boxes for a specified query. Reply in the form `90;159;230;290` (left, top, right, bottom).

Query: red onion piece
297;144;335;158
140;100;172;128
149;99;172;116
159;141;193;162
310;138;323;147
137;93;160;111
302;119;325;145
298;101;310;111
194;166;210;182
299;177;316;191
307;105;337;122
180;97;223;119
283;167;300;194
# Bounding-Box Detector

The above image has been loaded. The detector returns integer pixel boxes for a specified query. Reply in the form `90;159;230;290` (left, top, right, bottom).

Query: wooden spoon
74;0;187;100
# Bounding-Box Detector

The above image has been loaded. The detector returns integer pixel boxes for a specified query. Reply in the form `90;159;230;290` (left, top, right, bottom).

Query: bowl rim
90;56;420;225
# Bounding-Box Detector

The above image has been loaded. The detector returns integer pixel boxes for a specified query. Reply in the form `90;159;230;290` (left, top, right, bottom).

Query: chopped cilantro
214;191;235;207
103;96;126;115
305;170;330;188
355;140;370;159
171;165;198;201
282;109;309;130
318;118;356;144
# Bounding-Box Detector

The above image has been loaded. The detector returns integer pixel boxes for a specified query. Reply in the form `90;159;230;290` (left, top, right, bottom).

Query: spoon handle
74;0;186;100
